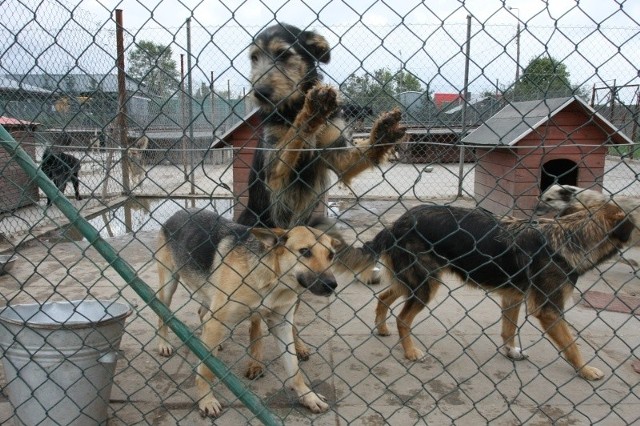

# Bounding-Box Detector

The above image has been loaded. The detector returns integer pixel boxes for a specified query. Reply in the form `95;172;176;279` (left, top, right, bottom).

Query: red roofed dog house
462;97;632;216
219;109;326;221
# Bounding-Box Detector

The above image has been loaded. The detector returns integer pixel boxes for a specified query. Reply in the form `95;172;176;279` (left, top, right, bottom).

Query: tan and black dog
343;203;634;380
155;208;339;416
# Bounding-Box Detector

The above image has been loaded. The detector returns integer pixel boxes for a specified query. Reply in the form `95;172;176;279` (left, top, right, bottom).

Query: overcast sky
3;0;639;101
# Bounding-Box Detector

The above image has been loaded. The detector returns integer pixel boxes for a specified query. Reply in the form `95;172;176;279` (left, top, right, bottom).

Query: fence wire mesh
0;0;639;424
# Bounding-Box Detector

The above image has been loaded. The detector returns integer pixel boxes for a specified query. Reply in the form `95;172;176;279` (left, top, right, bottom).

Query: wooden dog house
462;97;632;216
0;117;40;211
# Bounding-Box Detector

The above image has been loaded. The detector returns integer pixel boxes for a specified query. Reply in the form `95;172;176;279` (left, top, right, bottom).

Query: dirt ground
0;157;639;424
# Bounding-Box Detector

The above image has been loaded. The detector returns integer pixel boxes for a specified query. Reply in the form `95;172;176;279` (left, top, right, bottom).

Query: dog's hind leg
534;307;604;380
156;250;179;357
374;284;404;337
395;296;430;361
500;290;528;360
394;273;439;361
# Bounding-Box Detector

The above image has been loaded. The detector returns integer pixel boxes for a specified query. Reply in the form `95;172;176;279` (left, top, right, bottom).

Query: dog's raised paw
306;84;338;119
372;107;406;145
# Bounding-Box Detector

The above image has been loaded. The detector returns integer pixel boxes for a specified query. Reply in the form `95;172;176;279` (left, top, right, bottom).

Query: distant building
433;93;462;109
0;76;54;122
3;74;150;130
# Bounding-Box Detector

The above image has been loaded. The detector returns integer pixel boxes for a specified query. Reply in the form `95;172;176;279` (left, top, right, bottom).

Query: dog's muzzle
297;271;337;297
533;203;551;216
253;84;274;104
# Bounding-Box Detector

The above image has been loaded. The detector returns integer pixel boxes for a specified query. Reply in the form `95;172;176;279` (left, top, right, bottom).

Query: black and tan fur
155;208;339;416
343;203;634;380
238;23;406;229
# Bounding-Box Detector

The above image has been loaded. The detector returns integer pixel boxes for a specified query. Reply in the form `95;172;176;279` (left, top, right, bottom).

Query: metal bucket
0;300;132;426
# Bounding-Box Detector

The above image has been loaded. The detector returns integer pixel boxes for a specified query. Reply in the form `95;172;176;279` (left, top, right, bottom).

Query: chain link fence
0;0;639;424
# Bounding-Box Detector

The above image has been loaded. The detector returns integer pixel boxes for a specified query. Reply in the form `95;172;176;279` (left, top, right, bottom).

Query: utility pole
509;7;521;82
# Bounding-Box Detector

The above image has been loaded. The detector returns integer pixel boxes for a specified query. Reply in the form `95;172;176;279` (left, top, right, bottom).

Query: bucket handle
98;350;124;365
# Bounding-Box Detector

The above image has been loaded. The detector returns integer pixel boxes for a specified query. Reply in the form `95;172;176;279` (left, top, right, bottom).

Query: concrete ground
0;198;639;425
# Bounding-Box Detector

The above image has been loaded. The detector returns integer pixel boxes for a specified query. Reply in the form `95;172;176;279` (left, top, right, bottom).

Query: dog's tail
309;216;393;284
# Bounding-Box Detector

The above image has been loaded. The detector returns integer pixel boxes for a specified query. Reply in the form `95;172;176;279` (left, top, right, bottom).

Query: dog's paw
579;365;604;381
295;342;311;361
371;107;406;145
300;392;329;413
404;347;425;361
245;362;265;380
504;346;528;360
198;395;223;417
157;342;174;357
376;324;391;336
305;84;338;122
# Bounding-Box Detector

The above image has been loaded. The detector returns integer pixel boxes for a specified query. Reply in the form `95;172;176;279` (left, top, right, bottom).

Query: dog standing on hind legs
155;209;340;416
237;22;406;374
238;22;406;229
343;203;634;380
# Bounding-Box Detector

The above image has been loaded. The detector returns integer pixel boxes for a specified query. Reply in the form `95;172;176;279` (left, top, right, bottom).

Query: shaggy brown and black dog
344;203;634;380
237;23;406;229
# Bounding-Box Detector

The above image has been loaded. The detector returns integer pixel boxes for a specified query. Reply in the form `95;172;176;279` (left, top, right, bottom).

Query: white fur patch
504;346;528;360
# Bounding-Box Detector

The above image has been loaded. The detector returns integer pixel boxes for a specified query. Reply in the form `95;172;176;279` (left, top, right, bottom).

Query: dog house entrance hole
540;159;578;192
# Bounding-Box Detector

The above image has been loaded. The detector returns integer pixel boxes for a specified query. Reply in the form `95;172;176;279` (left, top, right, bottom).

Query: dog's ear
299;30;331;64
251;227;288;250
135;136;149;150
558;186;577;202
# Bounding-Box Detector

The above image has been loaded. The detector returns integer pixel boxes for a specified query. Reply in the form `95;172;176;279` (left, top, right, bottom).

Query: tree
340;68;423;112
508;56;585;101
128;40;179;97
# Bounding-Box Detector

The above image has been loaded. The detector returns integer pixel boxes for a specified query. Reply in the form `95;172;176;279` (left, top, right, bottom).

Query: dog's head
130;136;149;159
252;225;338;296
249;23;331;114
535;184;582;215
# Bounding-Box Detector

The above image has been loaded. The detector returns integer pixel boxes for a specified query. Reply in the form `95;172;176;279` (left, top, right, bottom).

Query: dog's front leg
268;84;338;192
267;311;329;413
196;305;230;417
330;108;406;185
